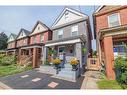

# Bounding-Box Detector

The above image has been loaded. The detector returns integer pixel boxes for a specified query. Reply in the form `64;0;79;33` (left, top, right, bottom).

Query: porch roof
98;24;127;39
20;43;44;49
6;48;17;52
45;35;86;47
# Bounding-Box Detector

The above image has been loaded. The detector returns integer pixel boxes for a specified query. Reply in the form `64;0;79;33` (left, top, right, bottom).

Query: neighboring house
93;5;127;80
44;7;92;81
19;21;52;68
6;33;17;55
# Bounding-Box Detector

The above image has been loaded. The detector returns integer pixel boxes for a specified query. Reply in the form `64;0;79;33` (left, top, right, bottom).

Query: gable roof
94;5;123;15
7;33;17;43
51;7;88;28
30;21;50;35
16;28;30;39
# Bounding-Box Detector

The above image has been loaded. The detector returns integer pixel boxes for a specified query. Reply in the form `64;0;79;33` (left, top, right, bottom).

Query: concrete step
36;66;56;75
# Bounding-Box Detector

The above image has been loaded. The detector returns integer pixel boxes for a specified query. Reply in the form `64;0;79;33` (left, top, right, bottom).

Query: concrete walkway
81;70;101;89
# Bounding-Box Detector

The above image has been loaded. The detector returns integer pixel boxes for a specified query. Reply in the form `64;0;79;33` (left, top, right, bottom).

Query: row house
93;5;127;79
7;21;52;68
7;33;17;55
44;7;92;80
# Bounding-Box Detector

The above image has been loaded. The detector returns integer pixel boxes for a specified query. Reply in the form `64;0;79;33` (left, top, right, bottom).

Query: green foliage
44;59;51;66
0;64;32;77
92;50;97;57
82;48;87;54
0;32;8;50
48;49;56;55
114;57;127;88
97;79;122;89
0;55;17;66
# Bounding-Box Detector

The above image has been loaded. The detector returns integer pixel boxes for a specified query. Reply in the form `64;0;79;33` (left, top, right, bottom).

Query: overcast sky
0;6;99;50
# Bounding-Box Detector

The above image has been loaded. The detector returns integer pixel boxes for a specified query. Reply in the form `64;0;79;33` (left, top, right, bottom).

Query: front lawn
0;64;32;77
97;79;123;89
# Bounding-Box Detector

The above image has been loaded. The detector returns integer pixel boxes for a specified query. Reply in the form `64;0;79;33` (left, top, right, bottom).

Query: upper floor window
65;11;69;22
23;39;27;45
40;34;44;42
58;29;63;39
71;25;78;36
33;36;36;43
108;13;121;27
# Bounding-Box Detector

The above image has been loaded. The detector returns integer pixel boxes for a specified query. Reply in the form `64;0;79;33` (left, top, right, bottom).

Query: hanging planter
69;58;79;71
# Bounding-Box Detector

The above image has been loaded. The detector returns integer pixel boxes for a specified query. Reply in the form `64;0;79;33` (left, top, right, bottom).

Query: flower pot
72;65;78;71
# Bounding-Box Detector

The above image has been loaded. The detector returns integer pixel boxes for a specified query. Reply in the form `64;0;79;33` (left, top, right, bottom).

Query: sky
0;6;99;50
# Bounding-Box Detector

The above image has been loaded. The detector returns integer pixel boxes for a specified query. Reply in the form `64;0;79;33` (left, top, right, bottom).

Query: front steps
36;65;56;75
52;64;79;82
36;64;80;82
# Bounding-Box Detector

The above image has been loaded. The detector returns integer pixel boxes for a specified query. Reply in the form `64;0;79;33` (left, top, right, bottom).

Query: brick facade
94;6;127;80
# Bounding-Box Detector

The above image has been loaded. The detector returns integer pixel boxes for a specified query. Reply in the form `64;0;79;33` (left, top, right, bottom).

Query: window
58;46;65;53
71;25;78;36
108;13;120;27
40;34;44;42
65;11;69;22
58;29;63;39
33;36;36;43
23;39;27;45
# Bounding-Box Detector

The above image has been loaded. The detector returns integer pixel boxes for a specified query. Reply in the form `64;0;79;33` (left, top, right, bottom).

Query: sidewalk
0;82;11;89
81;70;101;89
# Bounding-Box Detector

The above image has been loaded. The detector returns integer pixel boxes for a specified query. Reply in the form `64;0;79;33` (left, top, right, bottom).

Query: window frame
71;25;78;36
40;34;44;42
58;29;63;39
108;13;121;28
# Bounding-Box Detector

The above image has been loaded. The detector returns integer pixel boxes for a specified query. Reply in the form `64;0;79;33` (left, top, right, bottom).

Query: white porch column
75;42;82;68
43;46;47;64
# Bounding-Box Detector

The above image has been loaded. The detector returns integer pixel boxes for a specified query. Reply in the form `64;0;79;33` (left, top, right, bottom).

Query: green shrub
0;55;17;66
114;57;127;88
44;59;51;66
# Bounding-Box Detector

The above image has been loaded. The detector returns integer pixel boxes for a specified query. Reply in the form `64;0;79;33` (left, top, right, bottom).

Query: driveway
0;70;84;89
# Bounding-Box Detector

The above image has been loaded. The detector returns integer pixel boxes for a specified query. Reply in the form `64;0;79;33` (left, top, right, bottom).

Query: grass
97;79;123;89
0;64;33;77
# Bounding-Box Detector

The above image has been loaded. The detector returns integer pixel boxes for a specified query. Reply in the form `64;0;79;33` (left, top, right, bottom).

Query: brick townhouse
93;5;127;79
7;21;52;68
6;33;17;55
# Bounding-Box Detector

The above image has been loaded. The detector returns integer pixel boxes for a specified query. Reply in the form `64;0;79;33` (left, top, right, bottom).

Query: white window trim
71;25;78;36
58;29;63;39
108;13;121;28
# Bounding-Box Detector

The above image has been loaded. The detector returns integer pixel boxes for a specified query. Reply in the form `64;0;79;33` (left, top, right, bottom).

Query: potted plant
52;58;61;68
69;57;79;71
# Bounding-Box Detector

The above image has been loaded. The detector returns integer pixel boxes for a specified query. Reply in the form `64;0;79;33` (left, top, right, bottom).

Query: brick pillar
33;48;38;68
103;36;116;80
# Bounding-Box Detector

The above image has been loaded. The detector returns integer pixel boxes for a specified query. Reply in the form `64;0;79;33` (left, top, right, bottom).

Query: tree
0;32;8;50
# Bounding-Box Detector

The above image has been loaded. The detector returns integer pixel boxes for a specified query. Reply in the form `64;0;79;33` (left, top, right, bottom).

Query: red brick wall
7;41;16;49
16;38;29;47
95;7;127;33
30;31;49;44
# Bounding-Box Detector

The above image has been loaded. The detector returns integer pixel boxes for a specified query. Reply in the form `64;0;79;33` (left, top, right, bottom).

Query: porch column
43;46;47;64
75;42;82;68
103;36;116;80
33;47;39;68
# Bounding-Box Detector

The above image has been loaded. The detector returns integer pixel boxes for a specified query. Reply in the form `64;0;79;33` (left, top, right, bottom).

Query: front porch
18;44;43;68
41;35;87;81
98;25;127;80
